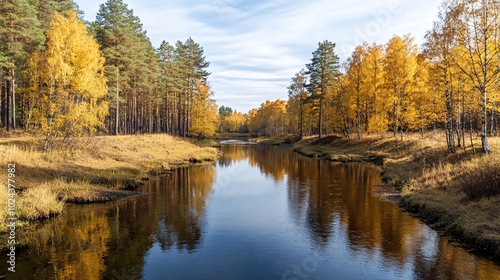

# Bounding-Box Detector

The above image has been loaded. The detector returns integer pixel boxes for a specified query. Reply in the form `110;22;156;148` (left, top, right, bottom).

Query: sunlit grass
0;133;218;230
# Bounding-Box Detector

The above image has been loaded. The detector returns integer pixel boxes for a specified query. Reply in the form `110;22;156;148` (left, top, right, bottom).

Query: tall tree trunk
456;89;462;148
318;96;323;139
5;70;11;130
365;95;369;133
11;68;15;130
115;68;119;135
481;87;489;153
490;101;496;136
393;101;397;139
445;89;455;153
1;69;6;128
299;102;303;139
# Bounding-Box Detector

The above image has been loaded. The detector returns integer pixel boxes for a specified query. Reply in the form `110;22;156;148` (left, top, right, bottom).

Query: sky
77;0;441;113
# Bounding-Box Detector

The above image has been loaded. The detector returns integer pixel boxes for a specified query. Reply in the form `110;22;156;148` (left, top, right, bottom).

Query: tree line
0;0;218;149
248;0;500;154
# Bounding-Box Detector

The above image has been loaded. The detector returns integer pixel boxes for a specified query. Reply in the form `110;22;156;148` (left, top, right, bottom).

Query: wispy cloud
78;0;440;113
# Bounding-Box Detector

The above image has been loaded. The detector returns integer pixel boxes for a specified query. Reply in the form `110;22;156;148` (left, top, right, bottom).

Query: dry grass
292;131;500;257
0;133;218;230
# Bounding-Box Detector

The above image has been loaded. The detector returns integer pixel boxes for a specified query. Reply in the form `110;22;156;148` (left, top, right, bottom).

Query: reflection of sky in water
142;145;500;280
4;145;500;280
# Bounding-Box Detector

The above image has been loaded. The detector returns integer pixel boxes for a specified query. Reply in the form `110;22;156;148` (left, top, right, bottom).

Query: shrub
460;158;500;201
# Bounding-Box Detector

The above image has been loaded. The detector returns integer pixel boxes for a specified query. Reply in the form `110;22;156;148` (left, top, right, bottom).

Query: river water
2;144;500;279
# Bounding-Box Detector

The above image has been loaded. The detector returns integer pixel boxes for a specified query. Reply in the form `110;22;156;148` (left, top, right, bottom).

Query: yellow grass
0;133;218;231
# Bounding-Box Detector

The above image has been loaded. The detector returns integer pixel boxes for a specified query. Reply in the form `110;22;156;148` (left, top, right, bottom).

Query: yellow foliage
190;80;218;137
248;99;287;136
382;35;419;138
219;112;247;133
27;11;108;149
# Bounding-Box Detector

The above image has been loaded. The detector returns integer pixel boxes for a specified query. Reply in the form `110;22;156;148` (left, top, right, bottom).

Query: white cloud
77;0;440;113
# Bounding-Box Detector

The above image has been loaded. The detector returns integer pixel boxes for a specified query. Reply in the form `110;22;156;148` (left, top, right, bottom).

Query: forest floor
0;132;219;232
292;131;500;259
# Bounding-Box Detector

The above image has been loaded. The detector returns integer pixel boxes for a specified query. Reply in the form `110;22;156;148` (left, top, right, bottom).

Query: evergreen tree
95;0;144;135
305;40;341;139
0;0;44;130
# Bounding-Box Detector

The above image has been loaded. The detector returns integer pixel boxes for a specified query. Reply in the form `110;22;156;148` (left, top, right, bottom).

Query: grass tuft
17;184;65;220
459;157;500;201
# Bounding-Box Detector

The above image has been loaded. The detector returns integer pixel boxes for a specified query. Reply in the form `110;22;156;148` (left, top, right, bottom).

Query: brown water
2;144;499;279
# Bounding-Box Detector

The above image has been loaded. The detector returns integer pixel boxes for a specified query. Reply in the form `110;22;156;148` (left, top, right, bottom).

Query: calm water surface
2;144;500;279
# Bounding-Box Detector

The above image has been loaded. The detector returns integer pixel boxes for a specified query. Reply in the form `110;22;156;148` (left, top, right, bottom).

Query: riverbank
291;132;500;258
0;133;218;232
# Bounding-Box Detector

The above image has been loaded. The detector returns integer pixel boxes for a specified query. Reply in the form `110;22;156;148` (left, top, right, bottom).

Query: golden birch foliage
450;0;500;152
345;45;368;138
382;35;419;137
223;112;247;132
248;100;287;136
29;11;108;147
248;108;259;134
364;43;387;134
411;55;435;131
190;80;218;137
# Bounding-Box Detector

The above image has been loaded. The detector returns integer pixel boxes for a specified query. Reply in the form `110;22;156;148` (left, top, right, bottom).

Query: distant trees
218;105;233;117
94;0;213;137
248;100;287;136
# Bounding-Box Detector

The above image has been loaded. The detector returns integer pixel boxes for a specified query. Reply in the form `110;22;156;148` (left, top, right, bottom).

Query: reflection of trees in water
218;144;251;167
6;146;500;279
7;164;216;279
154;166;215;252
247;145;288;181
10;204;113;279
243;145;499;279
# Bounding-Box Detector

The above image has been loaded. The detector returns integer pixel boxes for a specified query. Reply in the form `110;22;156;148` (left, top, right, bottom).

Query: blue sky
77;0;440;113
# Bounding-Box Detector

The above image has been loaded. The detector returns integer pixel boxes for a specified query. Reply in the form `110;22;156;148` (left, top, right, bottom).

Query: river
2;144;500;279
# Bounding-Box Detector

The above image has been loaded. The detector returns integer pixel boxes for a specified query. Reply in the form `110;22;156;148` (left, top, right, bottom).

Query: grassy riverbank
0;133;218;232
292;132;500;258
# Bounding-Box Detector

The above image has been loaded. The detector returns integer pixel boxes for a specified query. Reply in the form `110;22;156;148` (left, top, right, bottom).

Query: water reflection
2;165;215;279
223;145;500;280
1;145;499;280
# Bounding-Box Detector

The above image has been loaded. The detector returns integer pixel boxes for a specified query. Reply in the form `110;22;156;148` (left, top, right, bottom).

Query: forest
1;0;500;155
0;0;218;150
247;0;500;154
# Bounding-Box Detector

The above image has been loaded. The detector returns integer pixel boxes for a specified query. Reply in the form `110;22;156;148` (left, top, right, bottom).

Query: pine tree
0;0;44;130
94;0;143;135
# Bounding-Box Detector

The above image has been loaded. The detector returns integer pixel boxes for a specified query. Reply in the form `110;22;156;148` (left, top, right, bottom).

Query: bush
460;159;500;201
